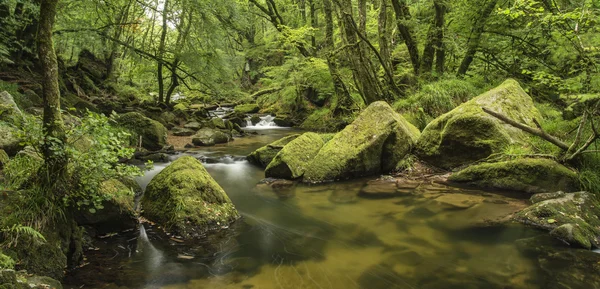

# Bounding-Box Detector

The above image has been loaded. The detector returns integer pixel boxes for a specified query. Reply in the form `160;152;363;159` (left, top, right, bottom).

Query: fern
1;224;47;248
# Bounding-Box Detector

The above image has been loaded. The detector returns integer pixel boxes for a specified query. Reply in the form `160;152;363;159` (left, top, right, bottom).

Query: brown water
64;128;600;289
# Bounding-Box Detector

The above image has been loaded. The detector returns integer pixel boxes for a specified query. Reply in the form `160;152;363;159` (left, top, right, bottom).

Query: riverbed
63;128;599;289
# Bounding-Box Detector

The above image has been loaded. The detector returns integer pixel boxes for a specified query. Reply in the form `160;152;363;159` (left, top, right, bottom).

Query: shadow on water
64;129;600;289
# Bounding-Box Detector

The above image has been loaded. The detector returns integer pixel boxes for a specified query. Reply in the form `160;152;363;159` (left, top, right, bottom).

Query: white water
137;224;165;273
209;107;234;118
245;114;286;129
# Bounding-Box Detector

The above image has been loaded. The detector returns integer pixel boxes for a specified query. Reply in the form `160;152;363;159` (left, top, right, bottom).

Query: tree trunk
323;0;351;111
309;0;317;49
377;0;392;72
157;0;170;103
457;0;498;77
434;1;446;74
391;0;419;75
421;0;446;74
38;0;67;176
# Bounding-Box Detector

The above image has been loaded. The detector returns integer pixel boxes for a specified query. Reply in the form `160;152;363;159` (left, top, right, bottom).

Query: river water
64;128;600;289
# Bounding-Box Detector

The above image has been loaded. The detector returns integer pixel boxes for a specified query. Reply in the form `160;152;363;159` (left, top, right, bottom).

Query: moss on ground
265;132;325;179
449;158;578;194
304;101;420;183
114;112;167;151
141;156;240;239
247;134;300;168
415;79;541;170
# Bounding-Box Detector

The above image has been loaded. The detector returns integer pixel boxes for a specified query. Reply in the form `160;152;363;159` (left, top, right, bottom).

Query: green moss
191;128;231;146
115;112;168;151
0;123;22;156
0;149;8;169
234;104;259;114
304;101;420;183
515;192;600;249
265;132;324;179
173;103;187;112
449;158;578;193
142;156;240;239
247;134;300;168
100;179;134;212
0;252;15;270
415;79;542;169
300;108;351;132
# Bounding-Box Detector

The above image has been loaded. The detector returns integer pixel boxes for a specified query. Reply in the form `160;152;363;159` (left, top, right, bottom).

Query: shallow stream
64;128;600;289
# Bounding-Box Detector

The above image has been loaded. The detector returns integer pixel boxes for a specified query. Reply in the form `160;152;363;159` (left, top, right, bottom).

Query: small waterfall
245;114;282;129
137;224;165;272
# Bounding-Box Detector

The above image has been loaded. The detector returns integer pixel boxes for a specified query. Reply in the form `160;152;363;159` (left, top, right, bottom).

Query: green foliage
393;78;479;129
1;224;46;248
0;252;15;269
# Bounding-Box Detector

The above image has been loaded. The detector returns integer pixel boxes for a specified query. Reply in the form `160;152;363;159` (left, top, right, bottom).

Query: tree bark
157;0;170;103
377;0;392;72
391;0;419;75
434;1;446;74
457;0;498;77
38;0;67;175
421;0;446;74
323;0;351;111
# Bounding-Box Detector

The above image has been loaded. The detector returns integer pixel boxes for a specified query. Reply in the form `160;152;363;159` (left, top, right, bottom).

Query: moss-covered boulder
304;101;420;183
265;133;325;179
0;91;22;123
247;134;300;168
114;112;168;151
234;104;259;114
448;158;578;194
141;156;240;239
192;128;231;146
74;179;137;234
514;192;600;249
208;117;227;129
0;123;22;156
415;79;541;169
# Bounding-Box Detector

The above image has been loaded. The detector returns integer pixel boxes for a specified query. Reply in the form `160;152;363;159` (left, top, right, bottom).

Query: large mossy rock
115;112;168;151
74;179;138;234
415;79;541;169
141;156;240;239
247;134;300;168
234;104;259;114
0;123;22;156
265;132;325;179
191;128;231;146
448;158;578;194
304;101;420;183
514;192;600;249
0;91;22;123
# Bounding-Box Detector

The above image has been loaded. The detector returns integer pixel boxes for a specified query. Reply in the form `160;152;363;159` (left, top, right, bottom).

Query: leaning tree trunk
38;0;67;178
157;0;170;103
457;0;498;77
377;0;392;73
391;0;420;75
421;0;446;74
322;0;351;112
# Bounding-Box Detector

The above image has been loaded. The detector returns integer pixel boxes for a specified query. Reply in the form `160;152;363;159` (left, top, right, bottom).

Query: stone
247;134;300;168
209;117;227;129
192;128;231;146
172;127;196;136
514;192;600;249
141;156;240;239
531;191;566;204
0;91;22;123
0;123;22;156
234;104;259;114
74;179;137;234
358;179;402;199
265;132;325;179
114;112;168;151
304;101;420;183
415;79;541;169
184;121;202;130
448;158;578;194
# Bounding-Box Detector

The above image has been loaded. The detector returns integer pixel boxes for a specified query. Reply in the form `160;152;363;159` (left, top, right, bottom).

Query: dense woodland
1;0;600;287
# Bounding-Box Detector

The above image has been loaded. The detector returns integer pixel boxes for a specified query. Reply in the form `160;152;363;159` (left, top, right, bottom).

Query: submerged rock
114;112;168;151
265;132;324;179
304;101;420;183
514;192;600;249
435;193;485;210
247;134;300;168
191;128;231;146
448;158;578;194
141;156;240;239
415;79;541;169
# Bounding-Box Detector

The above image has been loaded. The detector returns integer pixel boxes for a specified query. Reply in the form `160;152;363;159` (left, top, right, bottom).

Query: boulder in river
141;156;240;239
514;191;600;249
415;79;541;169
114;112;168;151
74;179;138;234
448;158;578;194
304;101;420;183
234;104;259;114
191;127;231;146
265;132;325;179
247;134;300;168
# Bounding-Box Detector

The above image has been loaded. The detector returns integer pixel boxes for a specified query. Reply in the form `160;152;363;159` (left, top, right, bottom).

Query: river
63;128;598;289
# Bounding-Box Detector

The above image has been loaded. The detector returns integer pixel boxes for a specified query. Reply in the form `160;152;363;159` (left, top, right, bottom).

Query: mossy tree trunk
323;0;351;112
377;0;392;73
421;0;446;74
38;0;67;181
456;0;498;77
157;0;170;104
391;0;419;75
